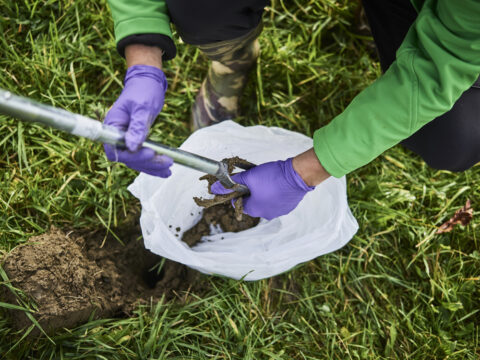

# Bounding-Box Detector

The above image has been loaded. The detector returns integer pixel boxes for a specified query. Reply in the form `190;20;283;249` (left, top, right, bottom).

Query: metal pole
0;89;245;191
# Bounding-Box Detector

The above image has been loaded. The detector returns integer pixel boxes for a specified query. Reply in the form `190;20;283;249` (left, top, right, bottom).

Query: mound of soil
0;158;263;335
1;227;204;335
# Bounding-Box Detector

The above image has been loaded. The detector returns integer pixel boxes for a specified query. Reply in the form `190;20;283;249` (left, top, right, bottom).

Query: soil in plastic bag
181;203;260;246
181;157;260;247
0;226;206;335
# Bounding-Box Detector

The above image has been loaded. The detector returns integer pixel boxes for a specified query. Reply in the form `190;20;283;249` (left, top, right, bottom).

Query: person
104;0;480;220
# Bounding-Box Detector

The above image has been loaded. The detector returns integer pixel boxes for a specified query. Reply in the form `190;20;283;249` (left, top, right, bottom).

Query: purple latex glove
211;158;315;220
104;64;172;177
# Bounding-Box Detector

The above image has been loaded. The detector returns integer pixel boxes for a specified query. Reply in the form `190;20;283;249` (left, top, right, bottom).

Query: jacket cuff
117;33;176;61
313;128;348;178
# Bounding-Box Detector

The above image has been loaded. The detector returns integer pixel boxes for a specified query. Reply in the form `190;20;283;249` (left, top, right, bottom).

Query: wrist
124;65;168;93
292;148;331;187
125;44;163;69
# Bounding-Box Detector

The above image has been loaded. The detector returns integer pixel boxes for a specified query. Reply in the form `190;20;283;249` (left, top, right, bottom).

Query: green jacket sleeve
313;0;480;178
107;0;172;45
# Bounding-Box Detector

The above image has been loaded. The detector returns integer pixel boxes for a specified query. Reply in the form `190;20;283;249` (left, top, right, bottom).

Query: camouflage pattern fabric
191;23;263;130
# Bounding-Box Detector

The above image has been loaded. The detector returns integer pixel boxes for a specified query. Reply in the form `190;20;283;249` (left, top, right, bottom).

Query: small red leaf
436;199;473;234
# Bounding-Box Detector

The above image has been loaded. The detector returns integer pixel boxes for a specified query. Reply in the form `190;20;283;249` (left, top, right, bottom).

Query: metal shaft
0;89;243;190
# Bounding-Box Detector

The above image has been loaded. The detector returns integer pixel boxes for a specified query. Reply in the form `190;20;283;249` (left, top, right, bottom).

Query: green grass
1;0;480;358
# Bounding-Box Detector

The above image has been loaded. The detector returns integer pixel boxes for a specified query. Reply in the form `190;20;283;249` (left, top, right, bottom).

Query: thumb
125;108;155;151
210;180;234;195
104;105;130;131
230;171;249;187
210;171;249;195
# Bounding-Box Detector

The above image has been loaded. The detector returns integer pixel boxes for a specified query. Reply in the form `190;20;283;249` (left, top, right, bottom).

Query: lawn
1;0;479;358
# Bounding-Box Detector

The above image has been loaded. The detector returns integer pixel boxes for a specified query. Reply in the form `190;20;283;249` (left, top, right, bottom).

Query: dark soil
182;203;260;247
182;157;260;247
0;226;205;335
193;156;256;221
0;158;261;336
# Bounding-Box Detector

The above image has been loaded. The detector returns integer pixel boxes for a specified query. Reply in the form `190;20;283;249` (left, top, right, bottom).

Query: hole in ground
0;227;206;336
143;262;166;289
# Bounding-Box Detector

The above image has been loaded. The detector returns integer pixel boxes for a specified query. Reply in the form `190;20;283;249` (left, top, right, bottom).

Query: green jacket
107;0;480;177
107;0;172;43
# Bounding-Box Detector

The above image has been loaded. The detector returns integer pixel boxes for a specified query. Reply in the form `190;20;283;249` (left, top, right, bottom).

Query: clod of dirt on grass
182;157;259;247
0;227;205;335
436;199;473;234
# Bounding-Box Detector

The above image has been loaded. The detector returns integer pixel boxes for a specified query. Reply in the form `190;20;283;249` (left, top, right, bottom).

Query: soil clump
182;157;260;247
1;226;205;335
182;203;260;247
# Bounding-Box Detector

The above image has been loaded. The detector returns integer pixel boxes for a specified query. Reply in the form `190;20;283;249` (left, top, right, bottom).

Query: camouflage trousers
191;23;263;130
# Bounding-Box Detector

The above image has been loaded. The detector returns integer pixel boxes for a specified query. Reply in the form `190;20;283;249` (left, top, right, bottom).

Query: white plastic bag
128;121;358;280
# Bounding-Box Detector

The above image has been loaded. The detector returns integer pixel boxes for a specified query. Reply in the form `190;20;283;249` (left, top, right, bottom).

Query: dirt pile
0;158;262;335
1;227;204;335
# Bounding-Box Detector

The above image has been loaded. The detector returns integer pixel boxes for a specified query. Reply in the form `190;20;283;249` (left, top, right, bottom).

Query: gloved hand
211;158;315;220
104;64;172;177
